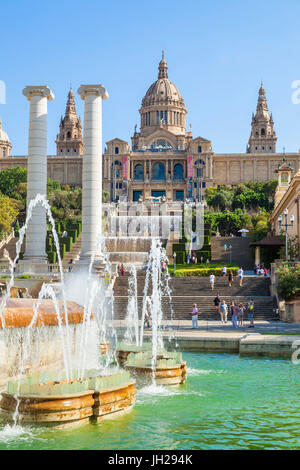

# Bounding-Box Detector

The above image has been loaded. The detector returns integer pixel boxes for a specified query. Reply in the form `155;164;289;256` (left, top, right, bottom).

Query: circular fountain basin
125;361;187;386
0;389;95;425
117;346;187;386
0;370;137;426
0;299;87;328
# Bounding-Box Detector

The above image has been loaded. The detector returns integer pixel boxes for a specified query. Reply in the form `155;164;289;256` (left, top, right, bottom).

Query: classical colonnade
21;84;108;266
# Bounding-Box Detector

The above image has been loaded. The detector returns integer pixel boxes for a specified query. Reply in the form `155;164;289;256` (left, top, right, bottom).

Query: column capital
22;86;54;101
77;84;109;100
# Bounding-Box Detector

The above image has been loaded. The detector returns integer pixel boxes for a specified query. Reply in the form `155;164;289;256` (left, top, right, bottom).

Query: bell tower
247;82;277;153
56;87;83;156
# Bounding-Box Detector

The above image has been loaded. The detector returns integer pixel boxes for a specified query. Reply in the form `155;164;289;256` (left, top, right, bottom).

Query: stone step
113;295;277;321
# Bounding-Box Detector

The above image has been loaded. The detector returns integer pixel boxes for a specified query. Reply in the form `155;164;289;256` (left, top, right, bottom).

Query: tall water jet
117;239;187;386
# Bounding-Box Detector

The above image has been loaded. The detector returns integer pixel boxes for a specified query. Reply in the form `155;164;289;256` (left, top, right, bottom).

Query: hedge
195;251;211;262
173;267;239;277
68;229;78;243
47;251;56;264
174;251;185;264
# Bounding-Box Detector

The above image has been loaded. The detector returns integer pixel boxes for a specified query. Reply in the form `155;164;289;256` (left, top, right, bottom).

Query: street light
278;208;294;260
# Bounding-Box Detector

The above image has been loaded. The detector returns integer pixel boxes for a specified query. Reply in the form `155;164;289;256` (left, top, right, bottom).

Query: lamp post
278;208;294;261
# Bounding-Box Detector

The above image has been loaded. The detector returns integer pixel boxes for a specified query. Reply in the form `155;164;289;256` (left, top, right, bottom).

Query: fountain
0;83;137;427
116;238;187;386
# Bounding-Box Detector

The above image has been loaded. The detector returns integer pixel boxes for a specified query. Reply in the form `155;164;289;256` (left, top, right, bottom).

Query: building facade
1;55;300;197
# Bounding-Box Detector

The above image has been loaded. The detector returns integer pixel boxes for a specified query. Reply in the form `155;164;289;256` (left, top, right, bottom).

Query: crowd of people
191;298;255;329
209;266;244;290
254;264;270;276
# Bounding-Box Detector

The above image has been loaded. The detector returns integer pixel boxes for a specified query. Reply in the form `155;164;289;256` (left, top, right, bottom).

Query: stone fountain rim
0;299;88;328
1;379;136;400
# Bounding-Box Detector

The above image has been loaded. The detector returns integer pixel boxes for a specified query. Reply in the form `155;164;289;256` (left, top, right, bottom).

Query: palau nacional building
1;53;300;202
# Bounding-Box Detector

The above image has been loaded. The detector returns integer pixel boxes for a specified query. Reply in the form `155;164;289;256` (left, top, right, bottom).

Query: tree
0;196;19;234
0;167;27;198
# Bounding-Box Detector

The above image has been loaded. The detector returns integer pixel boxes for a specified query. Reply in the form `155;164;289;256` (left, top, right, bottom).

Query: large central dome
139;53;187;137
142;54;184;107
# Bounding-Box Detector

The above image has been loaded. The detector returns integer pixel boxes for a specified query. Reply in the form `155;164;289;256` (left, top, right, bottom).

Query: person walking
247;299;255;328
220;300;228;323
213;293;221;317
238;267;244;286
228;270;233;287
238;303;245;327
222;266;227;277
231;301;239;328
209;273;215;290
121;264;125;276
191;303;199;329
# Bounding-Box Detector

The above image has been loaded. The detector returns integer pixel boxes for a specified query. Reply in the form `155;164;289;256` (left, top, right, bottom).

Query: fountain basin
0;390;95;425
0;369;137;426
125;362;187;386
117;346;187;386
0;299;86;328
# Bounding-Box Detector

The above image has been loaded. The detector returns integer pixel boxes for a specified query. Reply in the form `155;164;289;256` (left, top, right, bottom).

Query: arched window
261;128;265;136
67;131;71;139
134;164;144;181
174;163;184;181
115;147;119;154
152;162;165;180
198;145;202;153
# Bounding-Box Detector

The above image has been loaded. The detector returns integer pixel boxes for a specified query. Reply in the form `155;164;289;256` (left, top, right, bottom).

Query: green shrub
47;251;56;264
64;237;73;252
277;264;300;300
68;229;78;243
173;243;186;252
174;267;239;277
174;251;185;264
195;251;211;263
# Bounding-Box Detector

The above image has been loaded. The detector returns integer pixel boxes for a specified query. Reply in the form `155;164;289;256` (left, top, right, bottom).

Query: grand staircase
113;273;278;321
62;234;82;267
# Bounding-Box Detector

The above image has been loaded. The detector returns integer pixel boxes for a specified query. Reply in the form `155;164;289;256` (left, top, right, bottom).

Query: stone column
78;85;108;264
22;86;54;263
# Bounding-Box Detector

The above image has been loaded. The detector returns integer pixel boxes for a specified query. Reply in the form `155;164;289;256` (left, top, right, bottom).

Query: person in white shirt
209;273;215;290
238;267;244;286
222;266;227;277
191;303;199;329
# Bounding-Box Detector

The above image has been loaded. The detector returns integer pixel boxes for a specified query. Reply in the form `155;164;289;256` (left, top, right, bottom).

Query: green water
0;352;299;450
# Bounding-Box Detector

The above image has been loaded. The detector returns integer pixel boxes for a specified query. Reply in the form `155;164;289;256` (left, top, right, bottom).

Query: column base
74;253;107;275
21;255;48;264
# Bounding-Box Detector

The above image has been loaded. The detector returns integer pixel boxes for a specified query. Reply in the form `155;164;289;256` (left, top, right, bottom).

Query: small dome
0;120;10;143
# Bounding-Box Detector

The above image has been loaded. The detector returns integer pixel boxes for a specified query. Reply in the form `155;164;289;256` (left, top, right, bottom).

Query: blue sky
1;0;300;155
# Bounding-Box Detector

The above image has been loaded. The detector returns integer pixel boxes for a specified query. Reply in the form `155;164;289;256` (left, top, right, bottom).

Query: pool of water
0;352;299;450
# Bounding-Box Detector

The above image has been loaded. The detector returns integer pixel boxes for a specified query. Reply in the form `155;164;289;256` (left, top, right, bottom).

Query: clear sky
1;0;300;155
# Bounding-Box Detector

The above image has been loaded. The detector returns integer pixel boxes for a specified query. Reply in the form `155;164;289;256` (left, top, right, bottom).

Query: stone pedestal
22;86;54;263
77;85;108;267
